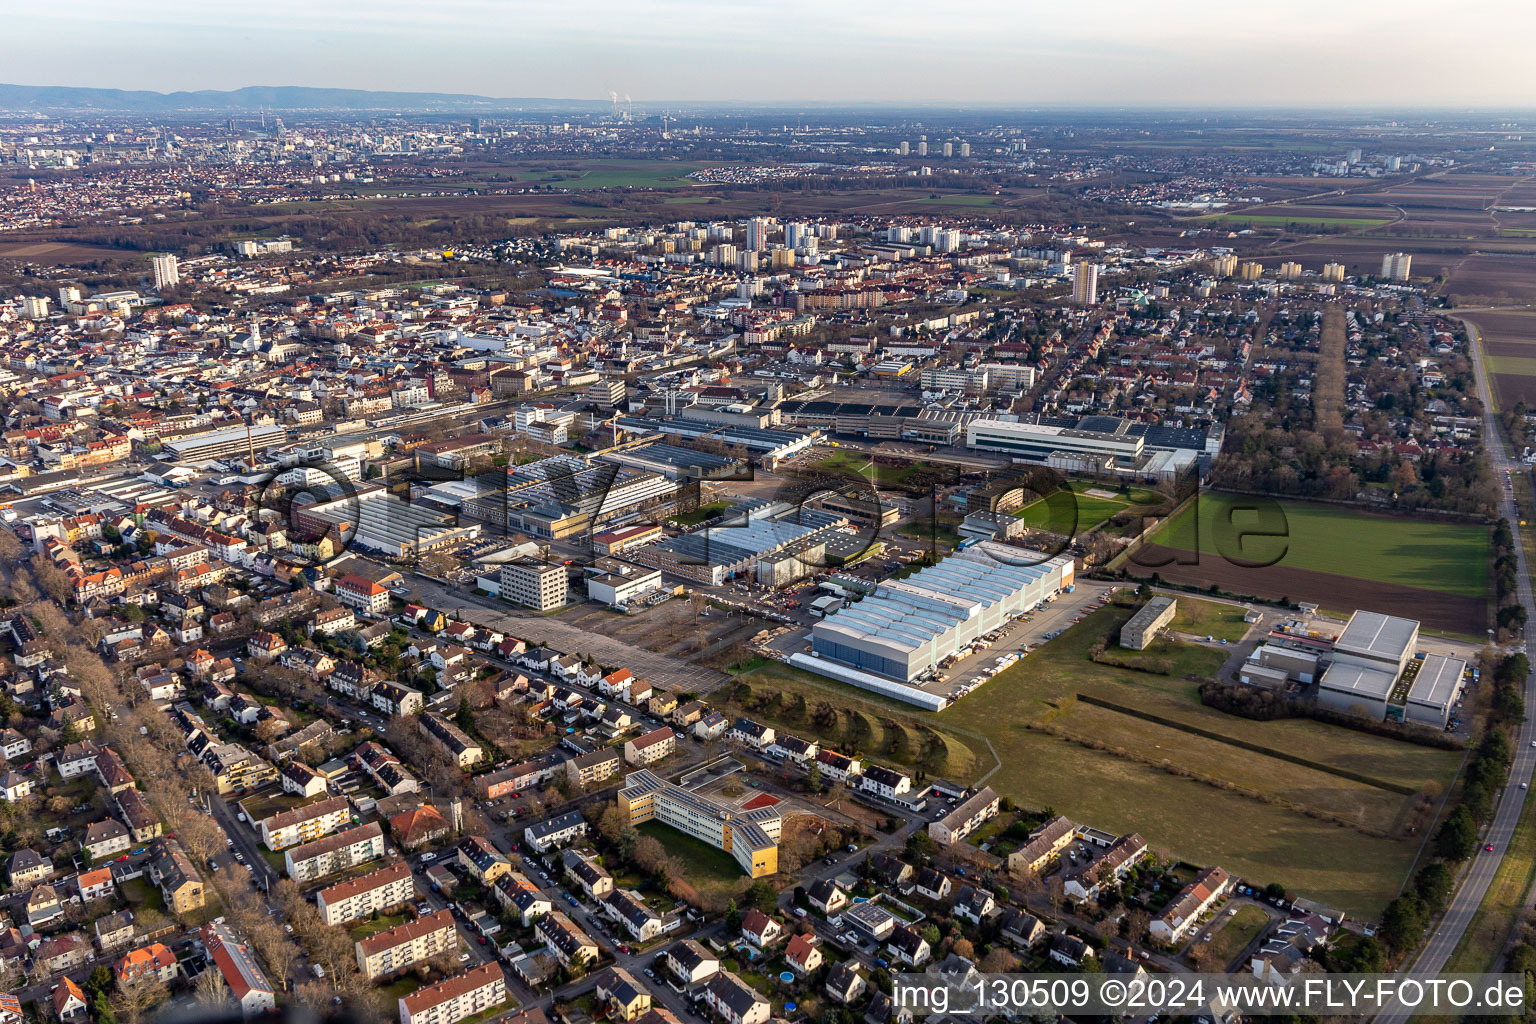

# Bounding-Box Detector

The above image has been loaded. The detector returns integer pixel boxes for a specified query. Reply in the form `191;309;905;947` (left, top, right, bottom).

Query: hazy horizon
7;0;1536;109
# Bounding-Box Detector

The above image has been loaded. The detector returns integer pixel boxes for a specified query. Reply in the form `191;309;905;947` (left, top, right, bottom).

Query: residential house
886;925;931;967
356;910;456;981
147;839;205;914
1150;866;1232;945
51;977;87;1021
595;967;651;1022
927;786;999;845
825;962;867;1005
785;933;822;976
703;971;770;1024
1006;816;1075;875
807;879;848;915
536;912;598;970
398;964;506;1024
623;727;675;766
114;942;178;985
202;922;276;1017
740;909;782;950
666;939;718;984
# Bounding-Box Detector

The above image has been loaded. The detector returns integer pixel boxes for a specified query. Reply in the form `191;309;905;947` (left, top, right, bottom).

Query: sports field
1130;492;1490;633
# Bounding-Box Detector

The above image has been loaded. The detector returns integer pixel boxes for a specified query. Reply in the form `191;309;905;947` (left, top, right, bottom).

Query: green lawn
636;820;750;898
1147;492;1490;597
813;451;929;486
1015;491;1130;532
1012;482;1168;534
1485;355;1536;376
121;878;165;913
1203;904;1272;968
1167;597;1253;643
668;501;731;527
349;912;409;941
375;976;425;1015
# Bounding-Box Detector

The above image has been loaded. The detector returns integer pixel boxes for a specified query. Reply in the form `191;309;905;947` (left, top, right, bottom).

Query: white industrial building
1405;653;1467;728
966;419;1145;464
1315;610;1418;718
1305;610;1462;727
807;544;1073;684
584;562;665;608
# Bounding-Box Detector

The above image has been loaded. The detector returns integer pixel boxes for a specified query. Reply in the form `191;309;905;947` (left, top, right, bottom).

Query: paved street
1373;318;1536;1022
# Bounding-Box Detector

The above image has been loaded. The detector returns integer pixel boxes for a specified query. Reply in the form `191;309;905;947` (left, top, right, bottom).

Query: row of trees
1494;519;1528;637
0;523;402;1022
1378;714;1516;959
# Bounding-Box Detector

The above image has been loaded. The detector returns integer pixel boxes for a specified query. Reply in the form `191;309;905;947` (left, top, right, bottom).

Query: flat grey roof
1407;654;1467;710
1334;610;1418;662
1123;596;1176;636
1319;661;1397;701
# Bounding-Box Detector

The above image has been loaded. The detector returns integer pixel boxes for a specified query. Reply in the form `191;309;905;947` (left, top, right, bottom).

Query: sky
7;0;1536;108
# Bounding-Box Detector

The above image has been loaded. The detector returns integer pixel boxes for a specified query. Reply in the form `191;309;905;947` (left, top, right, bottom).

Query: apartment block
258;795;351;850
317;861;414;927
357;910;456;980
284;822;386;882
398;963;507;1024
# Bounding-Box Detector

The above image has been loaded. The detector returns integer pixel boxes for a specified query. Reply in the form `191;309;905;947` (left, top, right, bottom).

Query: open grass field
1015;489;1130;533
1485;355;1536;376
895;193;1003;208
514;160;716;190
1128;492;1490;633
732;601;1461;916
0;239;139;263
722;663;983;782
1167;596;1252;643
1214;213;1391;229
934;602;1463;916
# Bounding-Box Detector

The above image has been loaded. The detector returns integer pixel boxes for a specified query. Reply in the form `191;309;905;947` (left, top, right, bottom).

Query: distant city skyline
7;0;1536;109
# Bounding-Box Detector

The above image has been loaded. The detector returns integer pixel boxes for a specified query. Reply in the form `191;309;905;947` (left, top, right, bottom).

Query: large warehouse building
1309;610;1464;727
1404;653;1468;729
807;544;1074;685
1315;610;1418;718
162;423;287;462
966;419;1145;464
295;487;481;558
629;499;845;585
